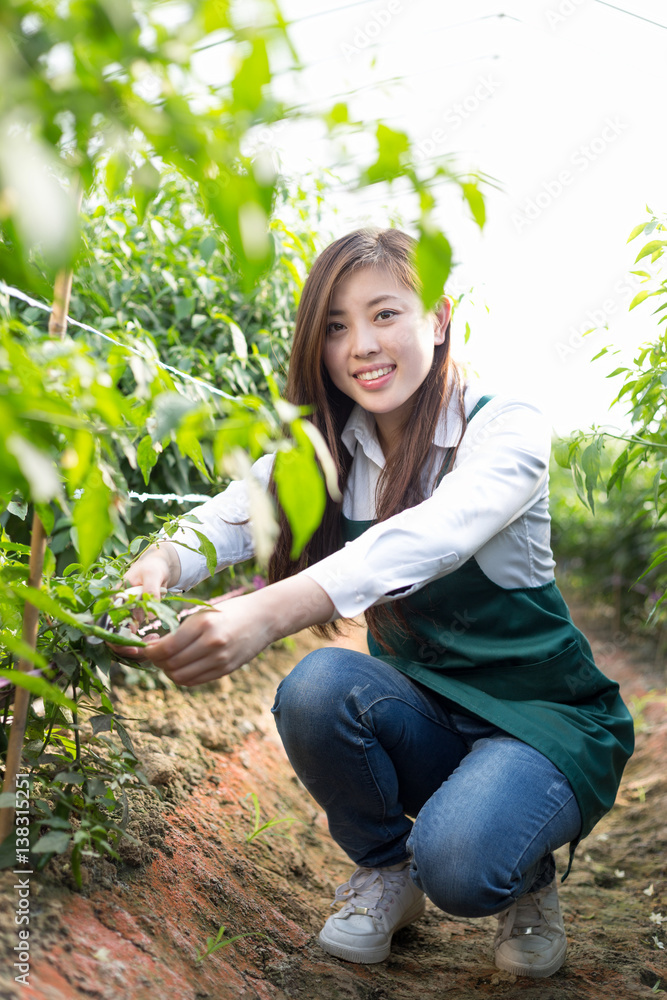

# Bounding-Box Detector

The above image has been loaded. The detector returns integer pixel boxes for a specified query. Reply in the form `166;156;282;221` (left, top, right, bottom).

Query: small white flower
652;936;664;950
650;912;665;925
644;884;655;896
615;869;625;878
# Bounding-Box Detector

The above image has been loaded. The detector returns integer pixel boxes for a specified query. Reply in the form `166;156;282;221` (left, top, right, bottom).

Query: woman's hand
136;573;335;687
138;591;273;686
123;542;181;600
106;542;182;658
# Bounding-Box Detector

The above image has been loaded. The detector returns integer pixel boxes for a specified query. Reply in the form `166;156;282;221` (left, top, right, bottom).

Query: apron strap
436;393;496;483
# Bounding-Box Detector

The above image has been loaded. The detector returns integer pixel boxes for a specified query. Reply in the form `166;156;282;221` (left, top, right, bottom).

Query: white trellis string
128;491;211;502
0;282;244;404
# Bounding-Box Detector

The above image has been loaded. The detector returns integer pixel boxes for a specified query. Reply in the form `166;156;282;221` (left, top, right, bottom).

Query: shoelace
495;887;555;946
331;867;408;920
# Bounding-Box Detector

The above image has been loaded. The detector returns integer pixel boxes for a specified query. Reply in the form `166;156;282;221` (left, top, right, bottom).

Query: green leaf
6;436;60;503
228;320;248;361
365;124;410;185
461;183;486;229
7;500;28;520
626;222;646;242
634;240;667;263
73;475;113;569
153;393;201;440
581;441;601;511
32;830;71;854
274;434;326;559
137;436;159;486
232;37;270;111
34;503;55;536
199;235;217;262
0;669;76;711
0;631;48;668
132;161;161;224
113;720;137;757
415;228;452;310
54;771;85;784
192;529;217;578
105;150;131;199
202;0;230;31
327;102;349;126
553;440;571;469
629;290;651;311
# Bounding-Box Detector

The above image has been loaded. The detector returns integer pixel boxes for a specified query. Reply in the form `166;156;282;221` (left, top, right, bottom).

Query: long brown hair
268;227;466;651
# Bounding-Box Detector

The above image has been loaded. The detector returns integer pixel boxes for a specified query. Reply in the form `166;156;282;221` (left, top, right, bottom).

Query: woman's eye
376;310;396;321
326;322;344;335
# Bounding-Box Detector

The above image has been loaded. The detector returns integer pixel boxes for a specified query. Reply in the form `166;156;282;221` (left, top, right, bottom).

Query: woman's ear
433;295;453;345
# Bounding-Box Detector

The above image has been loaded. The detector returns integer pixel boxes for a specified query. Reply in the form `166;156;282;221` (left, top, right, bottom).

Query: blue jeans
271;647;582;919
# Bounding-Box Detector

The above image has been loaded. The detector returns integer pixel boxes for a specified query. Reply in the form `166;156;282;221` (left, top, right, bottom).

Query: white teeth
355;366;394;382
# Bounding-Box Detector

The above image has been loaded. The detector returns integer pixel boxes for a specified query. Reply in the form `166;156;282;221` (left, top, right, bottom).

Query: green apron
341;396;634;863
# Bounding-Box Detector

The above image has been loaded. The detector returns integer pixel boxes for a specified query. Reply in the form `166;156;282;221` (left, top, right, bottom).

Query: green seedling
195;922;267;963
243;792;298;843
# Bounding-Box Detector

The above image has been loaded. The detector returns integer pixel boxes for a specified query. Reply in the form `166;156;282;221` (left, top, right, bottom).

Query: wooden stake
0;515;48;841
48;181;82;340
0;178;81;840
48;268;76;339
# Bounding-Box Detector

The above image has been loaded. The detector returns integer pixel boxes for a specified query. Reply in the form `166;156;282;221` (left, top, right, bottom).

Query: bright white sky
194;0;667;436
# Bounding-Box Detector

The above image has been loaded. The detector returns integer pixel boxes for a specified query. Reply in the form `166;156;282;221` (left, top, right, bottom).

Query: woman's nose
349;321;380;357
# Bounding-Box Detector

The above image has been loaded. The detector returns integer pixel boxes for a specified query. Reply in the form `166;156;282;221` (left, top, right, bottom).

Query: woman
122;228;634;979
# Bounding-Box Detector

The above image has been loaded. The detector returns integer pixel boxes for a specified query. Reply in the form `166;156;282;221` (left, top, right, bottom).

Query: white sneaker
494;878;567;978
318;863;425;964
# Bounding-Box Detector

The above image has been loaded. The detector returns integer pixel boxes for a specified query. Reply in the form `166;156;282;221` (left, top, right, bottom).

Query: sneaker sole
318;897;426;964
495;940;567;979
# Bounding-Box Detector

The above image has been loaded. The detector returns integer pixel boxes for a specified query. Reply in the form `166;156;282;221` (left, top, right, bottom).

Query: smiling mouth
353;365;396;382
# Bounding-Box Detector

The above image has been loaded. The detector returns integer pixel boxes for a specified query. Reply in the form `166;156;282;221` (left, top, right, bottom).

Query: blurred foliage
0;0;489;303
556;208;667;626
549;452;667;636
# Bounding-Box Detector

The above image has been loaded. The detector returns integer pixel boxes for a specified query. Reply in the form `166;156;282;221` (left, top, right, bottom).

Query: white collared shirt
170;379;556;619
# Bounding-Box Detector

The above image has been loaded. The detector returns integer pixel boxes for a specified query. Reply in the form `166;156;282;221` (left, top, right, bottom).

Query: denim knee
407;821;512;918
271;647;351;736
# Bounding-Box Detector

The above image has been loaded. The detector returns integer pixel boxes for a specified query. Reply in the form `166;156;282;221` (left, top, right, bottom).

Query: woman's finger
164;656;234;687
107;642;148;660
142;611;223;665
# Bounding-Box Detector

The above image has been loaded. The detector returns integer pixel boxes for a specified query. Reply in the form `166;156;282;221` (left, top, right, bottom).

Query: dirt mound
0;609;665;1000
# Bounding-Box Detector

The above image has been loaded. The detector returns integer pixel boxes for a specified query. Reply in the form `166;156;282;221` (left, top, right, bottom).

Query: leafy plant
195;921;268;964
555;207;667;630
243;791;298;844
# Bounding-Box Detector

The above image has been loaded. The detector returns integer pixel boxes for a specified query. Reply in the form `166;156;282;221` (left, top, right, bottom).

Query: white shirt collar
341;377;482;468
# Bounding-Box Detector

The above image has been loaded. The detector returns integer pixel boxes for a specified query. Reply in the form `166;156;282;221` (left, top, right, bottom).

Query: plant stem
0;514;48;840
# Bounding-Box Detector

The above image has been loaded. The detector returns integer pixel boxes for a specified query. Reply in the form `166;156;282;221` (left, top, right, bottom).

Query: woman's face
323;265;450;451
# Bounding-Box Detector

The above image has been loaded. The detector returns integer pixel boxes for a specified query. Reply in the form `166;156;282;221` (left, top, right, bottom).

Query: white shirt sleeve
301;396;552;619
167;453;275;592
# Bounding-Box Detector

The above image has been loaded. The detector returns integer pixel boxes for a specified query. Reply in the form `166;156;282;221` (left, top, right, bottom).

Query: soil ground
1;599;666;1000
